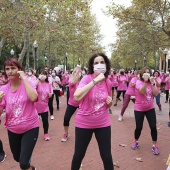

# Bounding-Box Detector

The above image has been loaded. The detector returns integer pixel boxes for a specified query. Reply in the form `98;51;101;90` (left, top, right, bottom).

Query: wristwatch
92;79;97;85
151;83;155;86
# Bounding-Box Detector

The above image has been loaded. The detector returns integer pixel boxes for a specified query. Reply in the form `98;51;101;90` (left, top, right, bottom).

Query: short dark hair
153;70;160;77
88;53;111;77
3;58;22;78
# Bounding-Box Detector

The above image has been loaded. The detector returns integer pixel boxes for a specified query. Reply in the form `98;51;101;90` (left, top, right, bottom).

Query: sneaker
158;110;162;115
131;141;139;150
61;133;70;142
0;151;6;163
44;134;50;141
109;109;112;114
152;145;160;155
118;98;121;101
168;122;170;127
113;104;117;106
50;115;54;120
118;115;123;122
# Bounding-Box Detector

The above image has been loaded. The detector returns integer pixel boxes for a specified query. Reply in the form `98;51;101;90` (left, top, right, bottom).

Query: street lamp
144;56;146;66
33;40;38;72
65;52;68;71
44;56;47;66
10;49;14;57
135;60;137;70
163;48;168;72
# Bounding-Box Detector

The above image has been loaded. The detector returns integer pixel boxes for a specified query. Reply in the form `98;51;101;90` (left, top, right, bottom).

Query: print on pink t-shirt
134;80;154;111
75;74;112;129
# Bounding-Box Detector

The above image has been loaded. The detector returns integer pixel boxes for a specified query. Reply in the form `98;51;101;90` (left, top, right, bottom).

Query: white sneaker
50;115;54;120
158;110;162;115
118;115;123;122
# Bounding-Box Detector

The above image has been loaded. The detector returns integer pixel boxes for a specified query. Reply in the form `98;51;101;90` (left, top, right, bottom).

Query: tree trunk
18;27;29;64
25;31;30;70
0;37;6;57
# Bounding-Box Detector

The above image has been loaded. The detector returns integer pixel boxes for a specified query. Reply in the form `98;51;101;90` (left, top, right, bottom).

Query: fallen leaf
119;144;127;147
135;157;143;162
113;161;119;167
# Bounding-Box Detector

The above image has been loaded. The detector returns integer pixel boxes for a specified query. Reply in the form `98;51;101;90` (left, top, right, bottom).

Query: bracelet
92;79;97;85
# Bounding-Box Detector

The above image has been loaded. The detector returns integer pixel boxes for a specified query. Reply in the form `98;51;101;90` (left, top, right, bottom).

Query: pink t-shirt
68;78;80;107
126;77;138;96
160;73;166;83
165;77;170;90
52;76;60;90
75;74;112;129
35;81;53;113
0;81;39;134
117;75;128;90
155;77;161;93
134;80;154;111
27;75;37;83
61;74;69;85
110;74;118;87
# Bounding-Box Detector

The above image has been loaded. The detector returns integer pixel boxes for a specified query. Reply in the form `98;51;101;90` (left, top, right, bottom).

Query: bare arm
74;73;105;102
18;71;38;102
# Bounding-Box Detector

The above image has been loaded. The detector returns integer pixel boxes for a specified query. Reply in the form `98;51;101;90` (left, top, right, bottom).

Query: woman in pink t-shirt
131;67;160;155
153;70;162;114
165;73;170;103
61;66;82;142
71;53;113;170
109;69;118;99
48;70;61;120
0;58;39;170
113;69;128;106
118;71;139;121
35;70;53;141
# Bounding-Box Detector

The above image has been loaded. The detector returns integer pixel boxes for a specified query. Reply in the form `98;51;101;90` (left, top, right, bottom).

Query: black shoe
109;109;112;114
118;98;121;101
57;107;59;111
0;151;6;163
113;104;117;106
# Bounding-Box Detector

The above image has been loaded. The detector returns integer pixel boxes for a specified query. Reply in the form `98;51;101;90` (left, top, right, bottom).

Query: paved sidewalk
0;94;169;170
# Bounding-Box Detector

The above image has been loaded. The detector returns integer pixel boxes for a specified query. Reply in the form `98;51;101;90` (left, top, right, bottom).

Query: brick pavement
0;94;169;170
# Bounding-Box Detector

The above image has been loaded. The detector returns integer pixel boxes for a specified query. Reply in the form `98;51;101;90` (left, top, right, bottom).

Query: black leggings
71;126;114;170
8;127;39;170
63;104;78;126
38;112;49;134
116;90;126;99
0;140;4;153
134;108;157;141
165;90;169;101
48;90;60;115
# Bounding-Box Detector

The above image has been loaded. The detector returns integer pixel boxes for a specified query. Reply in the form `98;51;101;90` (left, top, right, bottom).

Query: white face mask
28;72;32;76
52;73;56;77
93;63;106;75
41;75;47;80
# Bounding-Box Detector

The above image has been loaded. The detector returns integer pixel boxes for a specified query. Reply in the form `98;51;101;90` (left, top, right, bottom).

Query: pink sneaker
44;134;50;141
61;133;70;142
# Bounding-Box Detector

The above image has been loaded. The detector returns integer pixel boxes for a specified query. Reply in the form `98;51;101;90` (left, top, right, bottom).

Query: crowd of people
0;53;170;170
